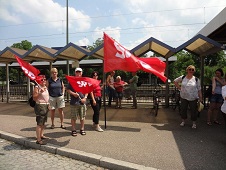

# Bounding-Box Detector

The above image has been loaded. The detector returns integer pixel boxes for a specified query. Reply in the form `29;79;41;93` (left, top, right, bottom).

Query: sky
0;0;225;53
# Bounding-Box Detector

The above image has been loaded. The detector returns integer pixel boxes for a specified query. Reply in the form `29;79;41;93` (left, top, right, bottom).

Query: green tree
169;50;226;85
9;40;33;83
11;40;32;50
86;38;104;60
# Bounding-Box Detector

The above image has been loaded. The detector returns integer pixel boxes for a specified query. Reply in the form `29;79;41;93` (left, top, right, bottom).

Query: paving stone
0;138;108;170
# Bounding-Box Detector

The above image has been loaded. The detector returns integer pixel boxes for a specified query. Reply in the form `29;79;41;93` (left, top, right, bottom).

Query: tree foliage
169;50;226;84
11;40;32;50
1;40;33;83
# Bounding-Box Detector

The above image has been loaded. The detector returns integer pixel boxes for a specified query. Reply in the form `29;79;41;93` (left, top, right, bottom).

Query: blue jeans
108;86;115;106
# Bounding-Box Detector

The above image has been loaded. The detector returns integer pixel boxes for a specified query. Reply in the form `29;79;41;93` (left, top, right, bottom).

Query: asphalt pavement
0;102;226;170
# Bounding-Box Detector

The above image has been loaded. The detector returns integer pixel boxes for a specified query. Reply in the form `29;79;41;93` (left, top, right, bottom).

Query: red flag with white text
103;33;167;82
104;33;139;72
138;57;166;76
15;55;40;81
66;76;101;94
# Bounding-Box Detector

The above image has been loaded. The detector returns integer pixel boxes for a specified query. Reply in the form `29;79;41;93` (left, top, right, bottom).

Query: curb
0;130;158;170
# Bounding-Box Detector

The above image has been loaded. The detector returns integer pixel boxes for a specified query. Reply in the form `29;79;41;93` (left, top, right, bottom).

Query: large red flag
103;33;167;82
15;55;40;81
104;33;139;72
66;76;101;94
138;57;166;76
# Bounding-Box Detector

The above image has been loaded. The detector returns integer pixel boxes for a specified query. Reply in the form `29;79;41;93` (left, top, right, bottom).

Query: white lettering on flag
114;41;131;59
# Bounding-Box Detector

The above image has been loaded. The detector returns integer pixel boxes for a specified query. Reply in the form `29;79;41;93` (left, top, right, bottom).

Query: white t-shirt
221;85;226;114
174;75;201;101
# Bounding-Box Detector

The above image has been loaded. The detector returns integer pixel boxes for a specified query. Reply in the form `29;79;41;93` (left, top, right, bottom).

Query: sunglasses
188;68;195;71
41;79;46;81
76;71;82;73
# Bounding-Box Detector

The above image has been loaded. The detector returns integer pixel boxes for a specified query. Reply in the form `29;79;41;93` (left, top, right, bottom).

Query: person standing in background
106;71;115;107
207;68;225;125
46;68;66;129
125;72;138;109
114;76;128;109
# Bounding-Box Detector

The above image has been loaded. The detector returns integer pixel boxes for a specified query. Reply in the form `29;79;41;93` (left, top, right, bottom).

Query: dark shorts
115;92;123;99
34;104;49;125
210;94;223;103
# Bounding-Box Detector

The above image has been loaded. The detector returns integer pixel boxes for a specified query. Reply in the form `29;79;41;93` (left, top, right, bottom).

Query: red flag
103;33;167;82
66;76;101;94
15;55;40;80
104;33;139;72
138;57;166;76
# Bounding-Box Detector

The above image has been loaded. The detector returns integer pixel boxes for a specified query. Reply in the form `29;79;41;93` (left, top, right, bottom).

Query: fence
0;84;210;107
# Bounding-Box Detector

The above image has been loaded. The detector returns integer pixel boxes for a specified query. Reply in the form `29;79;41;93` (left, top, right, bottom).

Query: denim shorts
115;92;123;99
210;94;223;103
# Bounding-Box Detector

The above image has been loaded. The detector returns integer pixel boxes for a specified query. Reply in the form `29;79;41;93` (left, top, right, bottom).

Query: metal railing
0;84;210;107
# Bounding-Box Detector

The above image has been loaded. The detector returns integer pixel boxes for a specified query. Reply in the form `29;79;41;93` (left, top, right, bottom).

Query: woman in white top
174;65;202;129
221;85;226;127
33;75;49;145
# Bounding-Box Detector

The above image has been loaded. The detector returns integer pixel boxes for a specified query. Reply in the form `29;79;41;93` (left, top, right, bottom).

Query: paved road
0;138;107;170
1;102;226;170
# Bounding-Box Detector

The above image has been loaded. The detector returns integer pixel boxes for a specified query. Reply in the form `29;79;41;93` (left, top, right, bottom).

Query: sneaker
192;124;197;129
180;122;185;126
95;126;104;132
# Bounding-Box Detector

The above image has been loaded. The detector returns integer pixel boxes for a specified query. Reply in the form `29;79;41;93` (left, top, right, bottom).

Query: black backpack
28;96;36;107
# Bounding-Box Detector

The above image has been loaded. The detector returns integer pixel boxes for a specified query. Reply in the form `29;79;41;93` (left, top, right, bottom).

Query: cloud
92;26;121;42
0;0;91;31
77;37;90;46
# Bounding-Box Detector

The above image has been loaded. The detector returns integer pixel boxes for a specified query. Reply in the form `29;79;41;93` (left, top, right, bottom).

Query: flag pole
103;73;107;129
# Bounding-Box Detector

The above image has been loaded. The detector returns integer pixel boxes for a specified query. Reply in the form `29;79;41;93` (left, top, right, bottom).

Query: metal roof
54;42;90;61
175;34;225;56
0;47;28;63
23;45;56;62
197;7;226;44
130;37;175;58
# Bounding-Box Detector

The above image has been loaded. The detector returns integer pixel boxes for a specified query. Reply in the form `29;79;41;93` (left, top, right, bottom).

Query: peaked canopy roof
55;42;90;61
0;34;225;64
176;34;225;56
23;45;56;62
0;47;27;63
130;37;175;58
198;7;226;44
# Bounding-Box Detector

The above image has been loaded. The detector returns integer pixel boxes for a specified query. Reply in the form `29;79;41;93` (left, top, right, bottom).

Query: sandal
36;140;46;145
213;121;221;125
51;125;55;129
207;122;212;126
71;130;77;137
192;124;197;129
41;136;49;139
60;125;66;129
80;129;86;135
